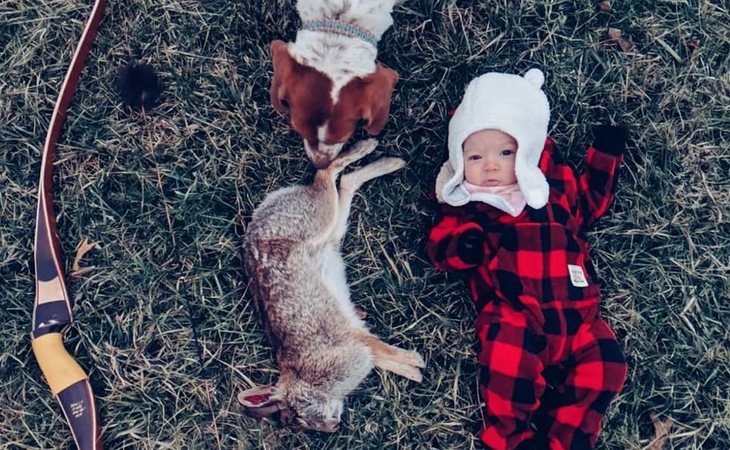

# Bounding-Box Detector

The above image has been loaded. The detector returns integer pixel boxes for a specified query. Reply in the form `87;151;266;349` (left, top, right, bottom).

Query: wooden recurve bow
31;1;107;448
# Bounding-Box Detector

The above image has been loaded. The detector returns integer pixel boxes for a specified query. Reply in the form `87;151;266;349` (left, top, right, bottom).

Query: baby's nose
485;160;499;170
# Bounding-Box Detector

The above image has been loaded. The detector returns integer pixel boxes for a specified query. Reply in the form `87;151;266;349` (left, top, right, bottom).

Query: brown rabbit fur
239;139;425;432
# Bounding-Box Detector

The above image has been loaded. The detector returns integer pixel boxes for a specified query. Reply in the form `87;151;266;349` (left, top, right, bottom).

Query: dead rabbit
239;139;425;432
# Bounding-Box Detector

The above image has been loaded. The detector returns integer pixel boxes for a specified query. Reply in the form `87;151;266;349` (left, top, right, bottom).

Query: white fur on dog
290;0;401;101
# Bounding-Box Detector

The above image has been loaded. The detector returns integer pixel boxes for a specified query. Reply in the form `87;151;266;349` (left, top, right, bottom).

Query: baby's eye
468;155;482;161
500;149;515;157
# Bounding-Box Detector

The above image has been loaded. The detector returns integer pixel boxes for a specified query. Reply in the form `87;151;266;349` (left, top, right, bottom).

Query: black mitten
456;229;485;265
592;125;628;156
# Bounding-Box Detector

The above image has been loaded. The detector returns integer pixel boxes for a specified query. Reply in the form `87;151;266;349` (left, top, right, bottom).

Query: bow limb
31;1;107;449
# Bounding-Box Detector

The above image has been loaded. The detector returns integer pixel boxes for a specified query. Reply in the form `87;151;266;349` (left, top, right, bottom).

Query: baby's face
463;129;518;187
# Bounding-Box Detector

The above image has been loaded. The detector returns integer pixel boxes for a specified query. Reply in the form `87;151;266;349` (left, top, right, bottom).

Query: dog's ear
270;40;294;113
362;64;399;135
238;384;282;418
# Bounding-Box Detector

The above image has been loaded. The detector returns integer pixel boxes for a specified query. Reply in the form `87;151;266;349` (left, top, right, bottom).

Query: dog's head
269;40;399;168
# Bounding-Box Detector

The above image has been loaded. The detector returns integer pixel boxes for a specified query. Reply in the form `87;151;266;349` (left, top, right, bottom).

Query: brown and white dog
270;0;404;168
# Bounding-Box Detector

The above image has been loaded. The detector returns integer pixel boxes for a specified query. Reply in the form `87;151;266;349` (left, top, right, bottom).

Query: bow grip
31;332;88;394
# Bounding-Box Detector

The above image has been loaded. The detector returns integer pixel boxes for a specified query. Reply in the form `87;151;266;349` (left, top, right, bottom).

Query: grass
1;0;728;448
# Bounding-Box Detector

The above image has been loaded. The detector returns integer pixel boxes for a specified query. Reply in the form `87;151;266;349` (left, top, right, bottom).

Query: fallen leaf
598;1;612;12
72;238;99;277
607;27;634;52
647;412;673;450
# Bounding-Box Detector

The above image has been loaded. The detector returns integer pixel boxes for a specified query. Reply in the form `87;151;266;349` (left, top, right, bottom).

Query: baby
428;69;628;449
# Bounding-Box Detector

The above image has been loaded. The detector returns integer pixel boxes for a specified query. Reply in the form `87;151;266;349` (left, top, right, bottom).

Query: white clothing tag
568;264;589;287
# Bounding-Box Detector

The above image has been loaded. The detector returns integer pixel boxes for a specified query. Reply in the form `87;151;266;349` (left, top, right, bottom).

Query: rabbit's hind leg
375;344;424;382
373;355;423;382
355;332;425;382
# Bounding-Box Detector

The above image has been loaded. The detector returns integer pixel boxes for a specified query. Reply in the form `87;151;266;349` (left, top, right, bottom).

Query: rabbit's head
238;380;343;433
280;380;344;433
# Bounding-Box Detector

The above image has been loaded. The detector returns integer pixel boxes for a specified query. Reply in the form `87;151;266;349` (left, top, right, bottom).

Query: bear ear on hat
523;68;545;88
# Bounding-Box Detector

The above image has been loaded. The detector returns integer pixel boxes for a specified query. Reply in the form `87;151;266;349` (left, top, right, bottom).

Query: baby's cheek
464;166;477;183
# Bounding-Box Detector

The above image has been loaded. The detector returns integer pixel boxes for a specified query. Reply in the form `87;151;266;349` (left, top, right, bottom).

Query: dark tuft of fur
117;63;162;110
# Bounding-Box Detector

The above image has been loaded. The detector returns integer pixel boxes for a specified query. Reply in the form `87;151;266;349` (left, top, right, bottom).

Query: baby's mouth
482;179;500;186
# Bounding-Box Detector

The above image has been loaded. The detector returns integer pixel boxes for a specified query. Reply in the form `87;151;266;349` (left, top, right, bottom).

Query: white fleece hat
436;69;551;210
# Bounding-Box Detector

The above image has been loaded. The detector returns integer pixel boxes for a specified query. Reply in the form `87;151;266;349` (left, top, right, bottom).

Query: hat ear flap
435;162;455;204
515;156;550;209
523;68;545;88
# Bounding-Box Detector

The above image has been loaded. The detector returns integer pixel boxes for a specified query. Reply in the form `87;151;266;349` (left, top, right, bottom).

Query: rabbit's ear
238;385;282;418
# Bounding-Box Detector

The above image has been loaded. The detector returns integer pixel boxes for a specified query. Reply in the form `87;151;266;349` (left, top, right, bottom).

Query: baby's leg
476;304;548;449
538;317;627;450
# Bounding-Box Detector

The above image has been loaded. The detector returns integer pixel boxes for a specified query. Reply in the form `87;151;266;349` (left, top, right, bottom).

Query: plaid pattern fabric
530;318;627;450
428;138;627;449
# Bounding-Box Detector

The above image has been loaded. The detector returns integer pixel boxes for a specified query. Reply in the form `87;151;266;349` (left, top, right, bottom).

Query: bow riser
32;333;101;449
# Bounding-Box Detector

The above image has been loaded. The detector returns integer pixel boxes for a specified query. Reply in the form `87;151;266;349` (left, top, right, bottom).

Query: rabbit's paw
348;138;379;157
405;350;426;368
368;157;406;176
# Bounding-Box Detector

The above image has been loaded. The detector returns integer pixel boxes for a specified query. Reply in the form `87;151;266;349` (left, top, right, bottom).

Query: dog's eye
357;118;368;127
280;98;290;110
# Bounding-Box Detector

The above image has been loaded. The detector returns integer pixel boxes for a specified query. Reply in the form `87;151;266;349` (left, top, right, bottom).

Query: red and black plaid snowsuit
428;138;628;450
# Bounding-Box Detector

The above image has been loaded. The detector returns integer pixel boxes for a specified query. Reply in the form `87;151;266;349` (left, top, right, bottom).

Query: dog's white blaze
321;142;345;157
312;125;345;158
318;122;329;143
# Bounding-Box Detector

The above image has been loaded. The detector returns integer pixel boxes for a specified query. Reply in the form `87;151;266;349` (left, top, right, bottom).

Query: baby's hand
457;228;485;265
593;125;628;155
